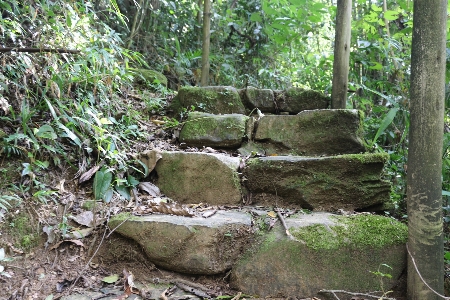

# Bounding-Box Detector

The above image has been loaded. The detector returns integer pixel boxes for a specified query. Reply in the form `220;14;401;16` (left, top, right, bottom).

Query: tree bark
331;0;352;109
407;0;447;299
200;0;211;87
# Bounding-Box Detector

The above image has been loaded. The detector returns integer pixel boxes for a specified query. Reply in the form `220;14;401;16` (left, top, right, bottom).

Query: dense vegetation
0;0;449;279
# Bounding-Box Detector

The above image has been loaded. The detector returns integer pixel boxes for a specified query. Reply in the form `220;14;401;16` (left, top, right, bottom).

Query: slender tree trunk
200;0;211;86
407;0;447;299
331;0;352;109
197;0;203;45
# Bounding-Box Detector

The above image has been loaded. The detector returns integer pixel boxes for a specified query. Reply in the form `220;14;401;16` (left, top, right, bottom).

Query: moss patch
132;68;168;87
180;112;249;148
7;214;41;251
291;214;407;250
172;86;246;115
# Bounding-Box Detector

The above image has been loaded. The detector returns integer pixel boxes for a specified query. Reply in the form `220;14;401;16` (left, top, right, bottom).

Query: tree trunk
407;0;447;299
197;0;203;44
200;0;211;87
331;0;352;109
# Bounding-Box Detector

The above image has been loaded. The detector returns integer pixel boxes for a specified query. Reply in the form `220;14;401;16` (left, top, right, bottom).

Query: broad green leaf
371;107;399;147
56;122;81;147
369;62;383;70
371;4;382;11
102;274;119;283
250;13;262;22
115;185;131;200
127;175;140;187
384;10;399;21
93;167;113;201
103;188;114;203
35;125;57;139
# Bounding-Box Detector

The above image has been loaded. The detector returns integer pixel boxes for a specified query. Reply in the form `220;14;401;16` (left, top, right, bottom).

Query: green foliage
93;166;113;202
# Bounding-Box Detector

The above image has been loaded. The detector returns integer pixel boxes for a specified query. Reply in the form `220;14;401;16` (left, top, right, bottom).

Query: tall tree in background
407;0;447;299
331;0;352;109
200;0;211;86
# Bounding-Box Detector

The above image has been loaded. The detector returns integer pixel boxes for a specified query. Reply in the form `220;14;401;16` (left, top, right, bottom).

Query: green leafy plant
369;263;394;299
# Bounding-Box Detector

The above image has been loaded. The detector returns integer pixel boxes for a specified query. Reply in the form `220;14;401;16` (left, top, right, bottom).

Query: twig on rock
319;289;396;300
276;208;302;242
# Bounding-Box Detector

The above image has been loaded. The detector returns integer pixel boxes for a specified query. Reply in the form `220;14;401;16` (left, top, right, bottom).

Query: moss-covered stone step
154;151;242;205
179;112;249;148
169;86;330;116
170;86;246;115
274;87;330;113
231;212;407;298
243;153;391;211
108;210;254;275
179;109;365;155
108;211;407;298
241;109;366;156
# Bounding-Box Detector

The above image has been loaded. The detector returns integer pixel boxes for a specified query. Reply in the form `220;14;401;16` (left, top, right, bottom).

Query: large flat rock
231;212;407;298
169;86;246;115
251;109;366;156
155;151;242;205
108;211;254;274
179;112;249;148
244;153;391;211
275;87;330;113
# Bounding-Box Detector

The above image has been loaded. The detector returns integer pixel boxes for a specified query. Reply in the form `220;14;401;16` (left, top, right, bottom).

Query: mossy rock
276;87;330;113
132;68;167;87
243;153;390;211
169;86;246;116
252;109;366;156
179;112;249;148
231;212;407;298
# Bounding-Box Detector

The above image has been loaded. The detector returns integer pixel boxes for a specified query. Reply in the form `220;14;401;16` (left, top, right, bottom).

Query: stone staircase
108;86;407;299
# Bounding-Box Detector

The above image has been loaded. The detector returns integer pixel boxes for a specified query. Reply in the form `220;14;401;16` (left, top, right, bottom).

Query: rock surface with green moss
179;112;249;148
132;68;167;87
155;151;242;205
242;86;275;112
108;211;255;274
231;212;407;297
250;109;366;156
276;87;330;113
169;86;246;115
243;153;390;211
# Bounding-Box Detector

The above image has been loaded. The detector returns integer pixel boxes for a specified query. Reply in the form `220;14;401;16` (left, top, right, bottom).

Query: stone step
148;151;390;211
243;153;390;211
108;210;407;298
169;86;330;116
179;109;366;156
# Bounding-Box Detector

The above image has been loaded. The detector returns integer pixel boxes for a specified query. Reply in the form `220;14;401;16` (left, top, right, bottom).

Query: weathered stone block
231;212;407;298
169;86;246;115
276;87;330;113
243;153;390;211
253;109;366;156
155;151;242;205
242;86;275;113
109;211;254;274
179;112;249;148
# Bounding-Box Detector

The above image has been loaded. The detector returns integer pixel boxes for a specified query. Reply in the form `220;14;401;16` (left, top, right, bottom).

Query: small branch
319;289;396;300
276;208;301;242
0;47;80;54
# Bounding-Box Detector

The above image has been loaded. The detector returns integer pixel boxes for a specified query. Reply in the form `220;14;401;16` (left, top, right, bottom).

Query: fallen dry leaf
138;182;161;197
